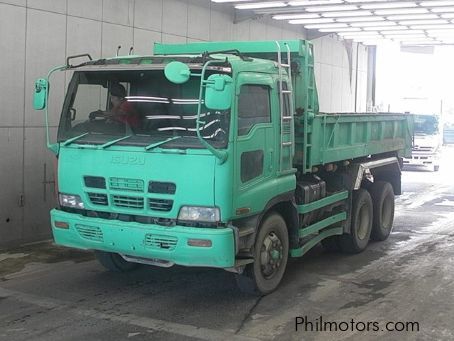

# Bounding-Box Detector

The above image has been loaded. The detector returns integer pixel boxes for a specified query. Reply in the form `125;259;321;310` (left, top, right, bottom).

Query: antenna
116;45;121;57
129;46;134;55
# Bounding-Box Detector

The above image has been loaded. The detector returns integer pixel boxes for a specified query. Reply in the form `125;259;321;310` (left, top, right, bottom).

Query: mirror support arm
45;65;68;154
196;60;228;164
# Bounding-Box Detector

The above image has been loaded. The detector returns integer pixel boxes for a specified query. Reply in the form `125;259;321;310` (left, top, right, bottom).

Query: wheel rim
382;194;393;229
357;204;370;240
260;232;283;280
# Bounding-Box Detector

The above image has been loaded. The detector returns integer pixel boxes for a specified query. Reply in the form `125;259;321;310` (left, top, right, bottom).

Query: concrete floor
1;147;453;341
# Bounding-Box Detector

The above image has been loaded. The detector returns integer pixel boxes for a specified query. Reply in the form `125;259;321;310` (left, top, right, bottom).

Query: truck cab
403;113;442;171
36;50;295;272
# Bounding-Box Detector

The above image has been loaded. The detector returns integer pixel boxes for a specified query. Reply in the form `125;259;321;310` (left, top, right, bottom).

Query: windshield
57;70;231;149
413;115;439;135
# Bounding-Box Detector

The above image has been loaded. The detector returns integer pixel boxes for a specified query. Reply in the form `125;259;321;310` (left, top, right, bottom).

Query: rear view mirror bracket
33;65;68;154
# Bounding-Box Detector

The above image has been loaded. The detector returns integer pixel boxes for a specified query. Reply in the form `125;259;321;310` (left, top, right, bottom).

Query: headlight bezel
58;193;85;209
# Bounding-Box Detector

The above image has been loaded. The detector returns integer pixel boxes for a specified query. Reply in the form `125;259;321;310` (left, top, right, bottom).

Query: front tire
369;181;395;241
95;251;140;272
340;189;373;253
235;213;289;295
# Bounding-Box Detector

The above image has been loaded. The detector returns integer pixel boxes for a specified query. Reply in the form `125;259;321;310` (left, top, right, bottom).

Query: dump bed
154;40;413;173
298;112;412;173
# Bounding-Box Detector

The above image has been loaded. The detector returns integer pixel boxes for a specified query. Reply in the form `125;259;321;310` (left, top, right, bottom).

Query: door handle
269;149;274;171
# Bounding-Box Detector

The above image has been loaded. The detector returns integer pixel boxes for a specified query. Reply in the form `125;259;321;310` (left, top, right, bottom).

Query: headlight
178;206;220;223
59;193;85;209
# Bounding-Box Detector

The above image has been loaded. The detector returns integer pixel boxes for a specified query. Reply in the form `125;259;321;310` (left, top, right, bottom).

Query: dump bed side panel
295;113;413;172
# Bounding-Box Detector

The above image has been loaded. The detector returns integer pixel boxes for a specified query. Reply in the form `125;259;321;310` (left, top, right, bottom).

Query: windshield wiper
99;135;132;149
145;136;182;151
62;133;89;146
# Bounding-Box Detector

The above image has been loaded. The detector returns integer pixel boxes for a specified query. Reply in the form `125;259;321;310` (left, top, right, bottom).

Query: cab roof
66;51;278;74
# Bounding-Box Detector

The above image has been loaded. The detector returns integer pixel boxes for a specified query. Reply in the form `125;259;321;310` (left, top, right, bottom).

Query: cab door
233;72;278;216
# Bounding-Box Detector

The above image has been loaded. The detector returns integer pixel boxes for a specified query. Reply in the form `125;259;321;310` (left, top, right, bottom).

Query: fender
232;191;298;254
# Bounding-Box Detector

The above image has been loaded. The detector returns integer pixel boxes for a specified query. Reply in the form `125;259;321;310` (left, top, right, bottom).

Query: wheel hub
260;232;283;279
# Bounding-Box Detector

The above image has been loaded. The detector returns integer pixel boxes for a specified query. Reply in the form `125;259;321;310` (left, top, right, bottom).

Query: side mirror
205;74;233;110
164;61;191;84
33;78;48;110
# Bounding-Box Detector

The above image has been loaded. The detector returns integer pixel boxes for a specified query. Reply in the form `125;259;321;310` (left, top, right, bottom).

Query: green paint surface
51;209;235;268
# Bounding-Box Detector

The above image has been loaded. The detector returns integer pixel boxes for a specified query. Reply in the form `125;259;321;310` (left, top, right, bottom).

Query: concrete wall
312;35;369;113
0;0;368;248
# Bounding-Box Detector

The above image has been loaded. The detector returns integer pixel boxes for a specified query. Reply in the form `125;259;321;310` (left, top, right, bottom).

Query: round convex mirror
164;61;191;84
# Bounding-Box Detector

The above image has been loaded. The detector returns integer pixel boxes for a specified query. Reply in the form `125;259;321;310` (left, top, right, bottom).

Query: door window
237;85;271;136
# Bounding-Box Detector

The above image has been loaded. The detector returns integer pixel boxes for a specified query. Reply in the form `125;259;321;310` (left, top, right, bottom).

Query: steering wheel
89;110;105;121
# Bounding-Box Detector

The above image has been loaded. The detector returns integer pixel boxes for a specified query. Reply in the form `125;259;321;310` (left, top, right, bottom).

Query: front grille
113;195;144;209
144;234;178;250
413;146;433;152
110;177;144;192
76;224;103;242
87;192;108;206
149;198;173;212
149;181;176;194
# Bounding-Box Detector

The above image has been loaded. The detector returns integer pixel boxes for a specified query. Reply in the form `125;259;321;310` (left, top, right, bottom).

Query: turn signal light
187;239;212;247
54;221;69;229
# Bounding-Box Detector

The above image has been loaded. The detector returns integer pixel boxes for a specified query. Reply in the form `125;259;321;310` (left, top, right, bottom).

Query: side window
238;84;271;136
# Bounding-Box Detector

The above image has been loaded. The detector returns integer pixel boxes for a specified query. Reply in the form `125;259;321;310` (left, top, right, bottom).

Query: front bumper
51;209;235;268
403;151;439;167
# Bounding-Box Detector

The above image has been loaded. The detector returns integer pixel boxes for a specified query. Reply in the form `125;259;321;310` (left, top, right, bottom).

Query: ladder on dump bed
275;41;295;174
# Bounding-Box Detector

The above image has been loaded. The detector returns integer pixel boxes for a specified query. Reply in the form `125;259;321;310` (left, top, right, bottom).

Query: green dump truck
34;40;412;294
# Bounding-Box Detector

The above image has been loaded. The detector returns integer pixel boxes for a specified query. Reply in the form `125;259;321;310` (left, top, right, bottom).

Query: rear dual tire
326;182;395;253
339;189;373;253
369;181;395;241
